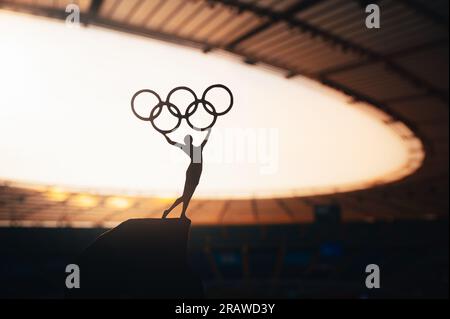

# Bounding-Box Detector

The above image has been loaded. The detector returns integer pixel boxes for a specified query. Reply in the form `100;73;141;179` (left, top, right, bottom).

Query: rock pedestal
66;218;204;299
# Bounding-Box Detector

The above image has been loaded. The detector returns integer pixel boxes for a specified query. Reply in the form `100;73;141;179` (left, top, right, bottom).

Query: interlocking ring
202;84;233;116
131;89;161;121
131;84;233;134
166;86;198;110
185;99;218;131
150;101;182;134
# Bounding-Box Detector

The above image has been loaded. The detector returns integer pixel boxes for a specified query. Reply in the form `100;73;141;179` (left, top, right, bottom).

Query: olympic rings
131;84;233;133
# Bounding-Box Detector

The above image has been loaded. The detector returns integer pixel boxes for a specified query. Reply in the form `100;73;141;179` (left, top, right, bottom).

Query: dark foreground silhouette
65;218;204;299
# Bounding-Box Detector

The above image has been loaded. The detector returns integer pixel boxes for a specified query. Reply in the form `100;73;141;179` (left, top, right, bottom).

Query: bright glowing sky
0;12;413;198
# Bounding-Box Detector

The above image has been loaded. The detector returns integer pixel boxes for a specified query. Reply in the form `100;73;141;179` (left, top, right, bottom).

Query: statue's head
184;134;193;146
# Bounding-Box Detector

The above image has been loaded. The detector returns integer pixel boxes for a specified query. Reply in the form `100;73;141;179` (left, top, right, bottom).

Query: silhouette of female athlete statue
131;84;233;219
162;128;212;219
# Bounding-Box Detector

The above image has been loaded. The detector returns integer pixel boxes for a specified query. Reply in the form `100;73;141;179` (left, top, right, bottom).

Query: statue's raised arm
201;128;212;149
164;133;184;149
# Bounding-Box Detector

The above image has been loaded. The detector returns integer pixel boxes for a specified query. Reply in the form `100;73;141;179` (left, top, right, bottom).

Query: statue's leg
162;197;183;218
179;169;199;219
180;193;193;219
180;182;198;219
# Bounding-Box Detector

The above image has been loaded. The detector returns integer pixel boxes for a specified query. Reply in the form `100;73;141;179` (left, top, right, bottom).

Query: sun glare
0;12;424;199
